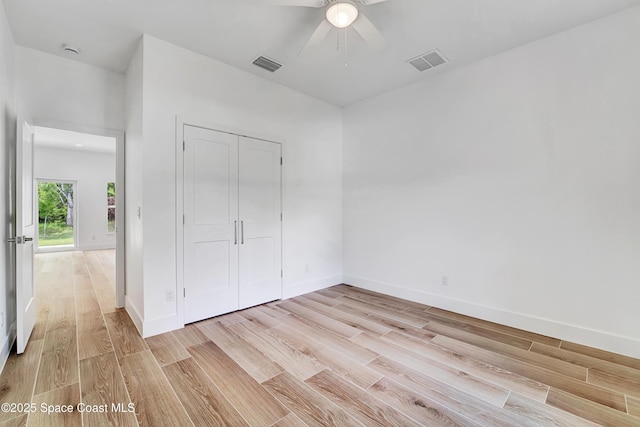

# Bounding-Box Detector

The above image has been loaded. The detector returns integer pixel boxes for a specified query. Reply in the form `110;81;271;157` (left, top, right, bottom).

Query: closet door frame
176;117;284;327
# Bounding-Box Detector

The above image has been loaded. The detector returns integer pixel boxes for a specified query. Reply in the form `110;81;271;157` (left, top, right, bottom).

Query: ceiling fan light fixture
326;1;359;29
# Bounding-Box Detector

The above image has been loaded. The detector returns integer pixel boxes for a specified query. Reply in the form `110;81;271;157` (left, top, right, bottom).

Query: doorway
36;180;77;250
32;124;125;308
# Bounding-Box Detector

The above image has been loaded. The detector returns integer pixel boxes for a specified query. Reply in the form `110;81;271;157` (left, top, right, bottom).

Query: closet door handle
240;221;244;245
234;221;238;245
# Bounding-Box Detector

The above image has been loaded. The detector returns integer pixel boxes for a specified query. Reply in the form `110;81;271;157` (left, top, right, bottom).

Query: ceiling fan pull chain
344;27;349;67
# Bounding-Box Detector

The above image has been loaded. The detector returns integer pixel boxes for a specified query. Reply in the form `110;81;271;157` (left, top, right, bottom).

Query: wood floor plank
277;300;362;339
271;413;308;427
300;292;341;307
45;297;76;331
0;340;44;423
368;356;535;427
276;314;377;365
294;296;391;336
162;358;249;427
380;331;549;402
531;342;640;383
72;273;92;290
418;322;587;380
334;303;436;341
337;297;429;328
431;335;628;412
197;321;284;383
119;350;192;426
30;383;81;427
228;321;325;381
267;324;382;389
77;324;113;361
215;312;247;326
237;306;283;329
255;303;290;319
188;341;289;426
0;414;27;427
79;352;138;427
145;332;190;367
368;376;483;426
305;369;422;427
332;285;429;312
171;323;208;348
315;288;345;299
546;388;640;427
31;298;50;341
627;396;640;417
104;310;148;358
263;371;359;427
352;333;510;406
588;368;640;398
427;307;562;347
504;392;600;427
420;311;534;350
560;341;640;371
34;327;78;395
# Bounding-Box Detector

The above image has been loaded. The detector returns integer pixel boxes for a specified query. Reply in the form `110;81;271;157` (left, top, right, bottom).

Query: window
107;182;116;233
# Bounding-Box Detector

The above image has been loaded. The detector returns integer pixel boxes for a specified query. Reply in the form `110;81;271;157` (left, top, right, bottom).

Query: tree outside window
108;182;116;233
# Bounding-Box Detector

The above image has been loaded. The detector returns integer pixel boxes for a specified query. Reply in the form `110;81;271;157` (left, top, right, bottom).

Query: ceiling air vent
407;50;447;72
252;56;283;73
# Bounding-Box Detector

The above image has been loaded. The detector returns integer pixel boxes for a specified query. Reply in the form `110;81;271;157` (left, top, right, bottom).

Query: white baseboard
78;244;116;251
344;275;640;359
142;315;181;338
0;322;16;375
125;297;144;336
283;275;343;300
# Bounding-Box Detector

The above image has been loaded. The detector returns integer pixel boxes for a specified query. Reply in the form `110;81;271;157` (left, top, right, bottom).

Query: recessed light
62;44;80;55
75;143;83;147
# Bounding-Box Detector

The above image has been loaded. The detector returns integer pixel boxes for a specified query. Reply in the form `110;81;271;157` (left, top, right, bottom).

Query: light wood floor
1;251;639;426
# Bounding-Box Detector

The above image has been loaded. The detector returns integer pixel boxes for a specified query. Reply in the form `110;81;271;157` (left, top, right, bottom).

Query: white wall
124;39;145;326
14;47;125;131
343;6;640;357
0;1;16;370
131;35;343;336
34;147;116;251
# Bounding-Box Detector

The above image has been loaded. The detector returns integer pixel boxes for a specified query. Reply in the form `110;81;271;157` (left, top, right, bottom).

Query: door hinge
280;157;283;165
281;269;283;278
183;215;185;224
280;213;283;221
183;140;186;151
183;288;186;297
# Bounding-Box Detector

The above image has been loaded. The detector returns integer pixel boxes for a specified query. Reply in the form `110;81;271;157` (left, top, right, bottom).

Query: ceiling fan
261;0;389;55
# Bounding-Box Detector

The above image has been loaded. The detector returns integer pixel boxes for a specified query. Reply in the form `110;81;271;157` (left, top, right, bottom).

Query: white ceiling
4;0;640;106
34;126;116;154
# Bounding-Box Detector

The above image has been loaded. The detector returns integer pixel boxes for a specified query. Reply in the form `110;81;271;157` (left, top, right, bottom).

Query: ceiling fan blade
299;20;333;56
351;14;386;50
358;0;389;4
258;0;324;7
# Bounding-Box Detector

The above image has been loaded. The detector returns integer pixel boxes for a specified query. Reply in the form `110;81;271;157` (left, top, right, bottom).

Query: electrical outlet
441;275;448;287
166;290;175;302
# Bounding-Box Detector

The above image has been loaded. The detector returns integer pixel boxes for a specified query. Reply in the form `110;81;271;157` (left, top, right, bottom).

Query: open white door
14;120;36;354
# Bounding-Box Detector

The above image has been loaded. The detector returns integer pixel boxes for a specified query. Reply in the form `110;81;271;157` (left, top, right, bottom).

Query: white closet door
238;137;282;309
184;126;239;323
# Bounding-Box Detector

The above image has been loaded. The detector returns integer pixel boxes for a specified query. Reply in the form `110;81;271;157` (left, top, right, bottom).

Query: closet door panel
184;126;239;323
238;137;282;309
